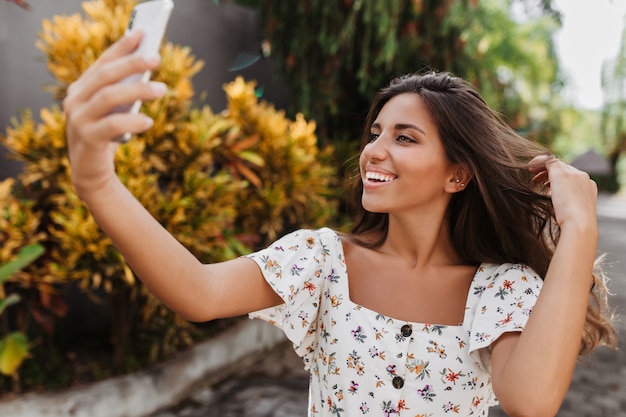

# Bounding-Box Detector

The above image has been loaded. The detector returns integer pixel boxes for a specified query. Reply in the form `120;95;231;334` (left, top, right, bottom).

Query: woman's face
359;93;457;215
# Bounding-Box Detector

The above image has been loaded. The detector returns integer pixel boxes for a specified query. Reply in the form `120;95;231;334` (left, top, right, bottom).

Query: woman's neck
380;213;462;270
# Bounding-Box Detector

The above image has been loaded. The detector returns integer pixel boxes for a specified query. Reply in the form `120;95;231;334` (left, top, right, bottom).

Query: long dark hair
349;71;616;354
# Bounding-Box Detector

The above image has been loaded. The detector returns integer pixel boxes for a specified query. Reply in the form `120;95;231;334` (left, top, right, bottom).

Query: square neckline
331;229;483;329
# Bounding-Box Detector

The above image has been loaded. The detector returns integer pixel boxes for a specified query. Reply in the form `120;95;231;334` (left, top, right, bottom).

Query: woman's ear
445;165;472;193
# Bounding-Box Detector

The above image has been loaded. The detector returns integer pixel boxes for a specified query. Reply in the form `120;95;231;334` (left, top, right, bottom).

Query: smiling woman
63;29;617;415
359;93;454;217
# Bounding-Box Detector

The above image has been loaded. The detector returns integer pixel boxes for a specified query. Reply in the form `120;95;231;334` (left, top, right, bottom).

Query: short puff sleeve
468;263;543;372
245;228;335;364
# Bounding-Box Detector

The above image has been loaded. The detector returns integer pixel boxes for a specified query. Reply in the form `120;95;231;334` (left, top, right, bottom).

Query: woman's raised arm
63;31;281;322
489;155;599;417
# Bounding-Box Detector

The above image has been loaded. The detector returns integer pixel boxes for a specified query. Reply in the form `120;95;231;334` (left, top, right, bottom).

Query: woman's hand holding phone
63;31;166;199
64;0;173;199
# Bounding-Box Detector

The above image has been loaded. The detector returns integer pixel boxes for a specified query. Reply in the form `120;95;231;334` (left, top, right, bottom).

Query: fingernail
149;81;167;95
143;54;161;66
140;114;154;129
125;28;141;39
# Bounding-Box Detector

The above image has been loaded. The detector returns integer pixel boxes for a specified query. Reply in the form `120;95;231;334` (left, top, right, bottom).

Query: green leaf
237;151;265;167
0;244;45;283
0;332;29;376
0;294;21;316
222;229;251;258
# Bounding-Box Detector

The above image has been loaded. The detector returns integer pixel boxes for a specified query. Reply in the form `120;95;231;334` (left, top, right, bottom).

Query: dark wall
167;0;289;112
0;0;289;180
0;0;84;178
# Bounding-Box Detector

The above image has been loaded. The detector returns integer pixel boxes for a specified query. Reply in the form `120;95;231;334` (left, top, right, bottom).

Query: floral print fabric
246;228;543;416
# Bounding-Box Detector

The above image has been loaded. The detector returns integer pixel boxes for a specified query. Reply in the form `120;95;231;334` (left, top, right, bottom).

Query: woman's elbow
177;310;215;323
498;396;562;417
161;298;219;323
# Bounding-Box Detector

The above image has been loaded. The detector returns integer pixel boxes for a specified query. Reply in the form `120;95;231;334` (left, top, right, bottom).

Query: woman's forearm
80;177;211;320
493;224;597;417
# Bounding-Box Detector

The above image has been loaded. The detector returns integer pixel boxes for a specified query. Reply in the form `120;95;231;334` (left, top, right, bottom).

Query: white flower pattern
247;228;543;416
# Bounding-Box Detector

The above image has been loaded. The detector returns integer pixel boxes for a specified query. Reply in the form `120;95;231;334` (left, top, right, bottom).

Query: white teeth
366;172;395;182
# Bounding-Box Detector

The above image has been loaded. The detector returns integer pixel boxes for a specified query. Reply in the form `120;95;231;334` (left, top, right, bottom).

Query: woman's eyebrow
371;122;426;135
395;123;426;135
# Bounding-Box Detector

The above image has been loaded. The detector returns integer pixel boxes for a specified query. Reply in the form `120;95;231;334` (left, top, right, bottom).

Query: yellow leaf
237;151;265;167
123;263;135;286
0;332;29;376
92;272;102;289
0;178;15;201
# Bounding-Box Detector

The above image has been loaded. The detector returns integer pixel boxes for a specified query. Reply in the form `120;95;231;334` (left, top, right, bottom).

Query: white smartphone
117;0;174;142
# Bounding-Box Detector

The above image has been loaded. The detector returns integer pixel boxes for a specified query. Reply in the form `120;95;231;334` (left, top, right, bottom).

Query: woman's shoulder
254;227;343;256
285;227;340;238
476;263;542;281
266;227;341;243
289;227;381;254
471;262;543;300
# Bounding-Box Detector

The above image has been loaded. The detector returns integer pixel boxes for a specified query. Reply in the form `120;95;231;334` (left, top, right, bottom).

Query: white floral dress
246;228;543;417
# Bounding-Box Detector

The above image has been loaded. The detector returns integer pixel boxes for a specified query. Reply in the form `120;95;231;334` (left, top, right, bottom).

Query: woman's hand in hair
528;155;598;234
489;155;599;416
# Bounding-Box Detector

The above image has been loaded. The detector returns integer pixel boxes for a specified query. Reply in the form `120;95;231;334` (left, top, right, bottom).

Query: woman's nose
363;134;388;161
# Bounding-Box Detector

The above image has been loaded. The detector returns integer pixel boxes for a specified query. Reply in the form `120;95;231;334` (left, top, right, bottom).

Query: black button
401;324;412;337
392;376;404;389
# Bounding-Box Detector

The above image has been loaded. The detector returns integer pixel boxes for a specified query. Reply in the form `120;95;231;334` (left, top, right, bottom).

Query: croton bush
0;0;338;394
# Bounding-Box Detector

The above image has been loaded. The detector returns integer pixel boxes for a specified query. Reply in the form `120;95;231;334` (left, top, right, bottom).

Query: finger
66;53;161;113
589;179;599;198
66;80;165;143
65;31;142;103
86;80;167;120
528;154;558;173
531;171;549;185
66;81;164;146
77;30;144;82
87;112;155;143
64;30;161;113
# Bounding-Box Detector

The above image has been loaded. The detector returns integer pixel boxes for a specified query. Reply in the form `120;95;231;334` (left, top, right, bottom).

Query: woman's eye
368;133;380;143
397;135;415;143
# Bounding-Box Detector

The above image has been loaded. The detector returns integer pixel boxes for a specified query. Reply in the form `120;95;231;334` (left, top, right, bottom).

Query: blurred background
0;0;624;410
2;0;626;185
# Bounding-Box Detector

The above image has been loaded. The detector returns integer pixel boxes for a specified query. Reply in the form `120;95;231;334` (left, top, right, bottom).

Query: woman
64;31;615;416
